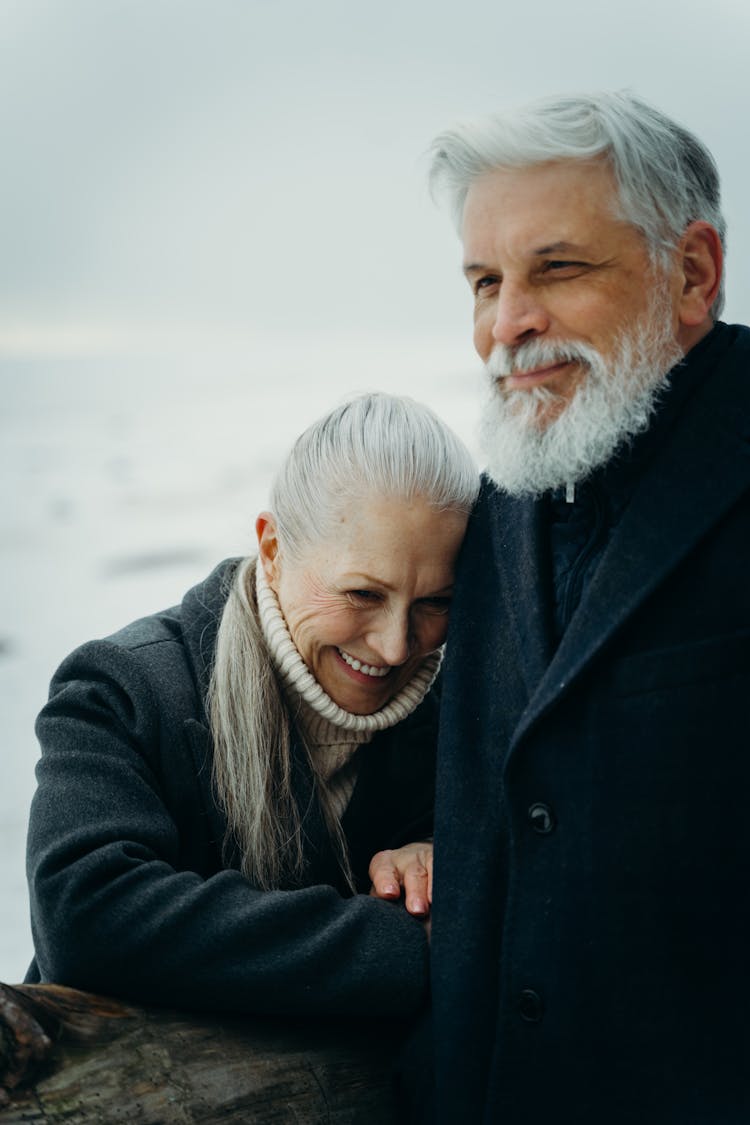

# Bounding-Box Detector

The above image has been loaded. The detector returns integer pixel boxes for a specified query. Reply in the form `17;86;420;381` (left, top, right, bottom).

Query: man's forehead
461;160;627;256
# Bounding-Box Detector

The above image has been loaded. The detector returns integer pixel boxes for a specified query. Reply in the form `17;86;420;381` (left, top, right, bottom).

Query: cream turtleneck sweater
255;562;441;821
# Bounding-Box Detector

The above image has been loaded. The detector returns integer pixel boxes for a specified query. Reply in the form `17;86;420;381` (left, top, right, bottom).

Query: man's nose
490;282;549;348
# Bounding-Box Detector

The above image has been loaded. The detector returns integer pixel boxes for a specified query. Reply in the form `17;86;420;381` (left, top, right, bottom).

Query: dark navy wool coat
431;323;750;1124
26;560;435;1017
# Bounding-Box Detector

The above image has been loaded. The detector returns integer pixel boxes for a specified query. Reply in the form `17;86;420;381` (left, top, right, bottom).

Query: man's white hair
429;90;726;317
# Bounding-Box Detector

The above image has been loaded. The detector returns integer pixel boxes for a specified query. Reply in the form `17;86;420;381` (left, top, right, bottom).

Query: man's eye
348;590;380;603
473;275;500;295
544;260;586;273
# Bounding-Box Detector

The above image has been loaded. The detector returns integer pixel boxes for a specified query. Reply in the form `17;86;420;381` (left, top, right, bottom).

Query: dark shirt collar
545;321;733;643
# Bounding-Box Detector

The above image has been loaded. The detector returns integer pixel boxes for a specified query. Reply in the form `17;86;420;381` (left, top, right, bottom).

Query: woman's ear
676;221;723;333
256;512;281;589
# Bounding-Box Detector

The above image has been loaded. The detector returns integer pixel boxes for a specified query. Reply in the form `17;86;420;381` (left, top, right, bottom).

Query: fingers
368;844;434;917
402;855;431;918
369;850;402;901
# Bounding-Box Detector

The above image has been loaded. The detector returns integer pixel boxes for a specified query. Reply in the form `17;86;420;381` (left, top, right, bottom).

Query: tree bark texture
0;983;403;1122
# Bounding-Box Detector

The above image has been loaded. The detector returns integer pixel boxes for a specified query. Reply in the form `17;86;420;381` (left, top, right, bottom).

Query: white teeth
338;649;390;677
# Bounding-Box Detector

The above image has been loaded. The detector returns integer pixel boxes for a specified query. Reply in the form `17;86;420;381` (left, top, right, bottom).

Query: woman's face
257;494;468;715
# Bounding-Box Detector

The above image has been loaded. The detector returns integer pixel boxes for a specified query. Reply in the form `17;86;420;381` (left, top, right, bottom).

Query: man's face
462;158;681;431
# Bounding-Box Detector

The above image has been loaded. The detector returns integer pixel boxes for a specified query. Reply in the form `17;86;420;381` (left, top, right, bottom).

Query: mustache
486;338;599;379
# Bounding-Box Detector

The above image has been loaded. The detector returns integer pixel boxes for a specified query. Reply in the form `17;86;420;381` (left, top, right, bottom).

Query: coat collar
179;557;241;714
487;488;555;698
490;323;750;742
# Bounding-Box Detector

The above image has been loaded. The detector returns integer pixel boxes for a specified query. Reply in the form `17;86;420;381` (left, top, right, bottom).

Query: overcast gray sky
1;0;749;361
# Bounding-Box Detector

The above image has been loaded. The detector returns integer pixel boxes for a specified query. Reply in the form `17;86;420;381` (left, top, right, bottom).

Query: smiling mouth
500;360;575;389
337;648;391;678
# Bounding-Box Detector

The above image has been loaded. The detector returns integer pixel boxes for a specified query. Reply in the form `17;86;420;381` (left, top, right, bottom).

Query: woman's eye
418;597;452;615
348;590;380;604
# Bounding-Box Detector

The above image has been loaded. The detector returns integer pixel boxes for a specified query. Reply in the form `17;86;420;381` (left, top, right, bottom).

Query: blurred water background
2;0;750;980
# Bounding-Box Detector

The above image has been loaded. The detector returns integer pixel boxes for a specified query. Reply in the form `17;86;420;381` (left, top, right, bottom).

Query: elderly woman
25;393;478;1019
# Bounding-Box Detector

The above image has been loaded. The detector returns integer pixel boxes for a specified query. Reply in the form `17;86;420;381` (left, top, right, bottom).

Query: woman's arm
27;640;428;1018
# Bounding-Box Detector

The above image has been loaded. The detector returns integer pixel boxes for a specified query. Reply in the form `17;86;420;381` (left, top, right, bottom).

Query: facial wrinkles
288;577;352;623
336;579;420;650
282;568;421;672
268;495;467;712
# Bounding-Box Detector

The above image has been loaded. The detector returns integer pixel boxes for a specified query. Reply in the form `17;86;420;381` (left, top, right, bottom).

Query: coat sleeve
26;640;429;1017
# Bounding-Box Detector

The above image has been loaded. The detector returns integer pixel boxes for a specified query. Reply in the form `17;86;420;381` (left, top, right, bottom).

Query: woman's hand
368;841;433;918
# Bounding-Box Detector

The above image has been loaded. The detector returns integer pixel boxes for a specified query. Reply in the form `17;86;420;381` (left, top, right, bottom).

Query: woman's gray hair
271;391;479;560
429;90;726;318
208;393;478;891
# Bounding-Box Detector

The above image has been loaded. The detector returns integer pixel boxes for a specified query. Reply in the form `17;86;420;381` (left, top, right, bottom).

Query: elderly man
425;93;750;1123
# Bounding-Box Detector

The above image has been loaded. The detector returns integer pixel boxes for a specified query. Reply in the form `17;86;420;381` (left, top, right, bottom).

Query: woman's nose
369;614;412;667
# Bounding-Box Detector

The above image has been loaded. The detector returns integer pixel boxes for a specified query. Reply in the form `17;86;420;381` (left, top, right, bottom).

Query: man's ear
676;221;723;333
256;511;281;589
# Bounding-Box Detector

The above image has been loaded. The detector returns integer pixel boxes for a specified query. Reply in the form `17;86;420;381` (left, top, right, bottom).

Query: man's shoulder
688;323;750;437
469;475;537;529
709;321;750;373
456;477;536;595
722;321;750;341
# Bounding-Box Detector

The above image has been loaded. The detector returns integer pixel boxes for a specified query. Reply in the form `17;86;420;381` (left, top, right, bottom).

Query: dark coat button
528;802;555;834
518;989;544;1022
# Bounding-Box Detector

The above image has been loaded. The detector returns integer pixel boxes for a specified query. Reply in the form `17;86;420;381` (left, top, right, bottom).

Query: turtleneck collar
254;560;442;738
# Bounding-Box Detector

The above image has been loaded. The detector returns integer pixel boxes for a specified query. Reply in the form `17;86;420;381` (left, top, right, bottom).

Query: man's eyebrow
533;241;588;256
462;262;490;276
463;242;591;274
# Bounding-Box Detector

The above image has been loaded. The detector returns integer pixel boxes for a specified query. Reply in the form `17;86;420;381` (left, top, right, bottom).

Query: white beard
478;291;685;497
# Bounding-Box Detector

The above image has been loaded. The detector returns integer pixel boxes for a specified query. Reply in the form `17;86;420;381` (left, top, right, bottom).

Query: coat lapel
514;342;750;744
489;489;555;698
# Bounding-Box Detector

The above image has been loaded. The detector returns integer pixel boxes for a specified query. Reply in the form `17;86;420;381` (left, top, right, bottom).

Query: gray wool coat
26;559;435;1017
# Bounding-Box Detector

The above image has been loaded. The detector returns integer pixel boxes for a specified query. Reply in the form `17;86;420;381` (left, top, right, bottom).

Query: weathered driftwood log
0;982;404;1122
